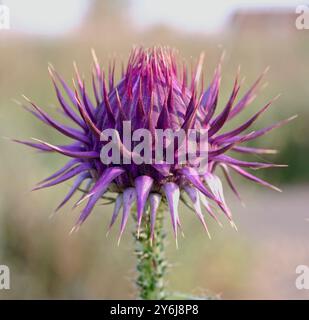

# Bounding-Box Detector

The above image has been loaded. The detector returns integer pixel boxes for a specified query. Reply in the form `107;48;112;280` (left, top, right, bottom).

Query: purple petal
208;76;240;137
135;175;154;236
78;167;125;204
25;98;88;143
33;163;90;190
229;164;282;192
180;167;222;204
49;68;85;128
163;182;180;245
184;186;211;238
75;91;101;137
55;172;90;212
118;188;136;244
91;70;101;106
204;172;232;220
31;139;99;159
228;68;268;120
13;139;54;151
219;164;243;203
151;163;171;177
181;92;198;131
107;193;123;233
232;146;278;155
198;191;222;226
38;159;79;184
203;66;221;123
76;185;108;226
213;98;276;143
237;115;297;143
81;83;96;121
213;154;285;169
149;193;162;243
49;65;78;108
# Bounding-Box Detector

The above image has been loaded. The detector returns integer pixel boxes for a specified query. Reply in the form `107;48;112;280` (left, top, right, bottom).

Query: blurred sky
130;0;300;33
2;0;303;35
3;0;90;35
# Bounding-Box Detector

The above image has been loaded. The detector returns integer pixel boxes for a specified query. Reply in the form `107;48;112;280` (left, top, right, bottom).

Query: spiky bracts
16;47;294;244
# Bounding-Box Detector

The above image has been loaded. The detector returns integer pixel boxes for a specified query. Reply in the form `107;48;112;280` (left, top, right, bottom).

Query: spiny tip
205;228;211;240
75;194;91;207
263;65;271;74
47;62;55;70
117;235;122;247
136;227;141;239
22;94;31;103
273;186;282;193
230;221;238;231
272;93;282;102
289;114;298;121
69;225;79;235
91;48;100;66
219;50;226;64
48;211;56;220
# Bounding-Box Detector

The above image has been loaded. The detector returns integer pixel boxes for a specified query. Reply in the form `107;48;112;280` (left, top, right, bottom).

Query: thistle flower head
16;46;294;244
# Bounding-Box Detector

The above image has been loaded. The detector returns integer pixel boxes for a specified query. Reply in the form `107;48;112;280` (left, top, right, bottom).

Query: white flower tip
117;236;122;247
75;194;91;207
47;62;55;70
91;48;100;67
22;94;31;103
205;229;211;240
263;65;271;74
69;225;79;235
230;221;238;232
47;65;54;76
48;212;56;220
240;201;246;208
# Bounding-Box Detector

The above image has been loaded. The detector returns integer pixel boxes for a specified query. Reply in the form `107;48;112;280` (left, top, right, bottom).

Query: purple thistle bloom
16;47;295;243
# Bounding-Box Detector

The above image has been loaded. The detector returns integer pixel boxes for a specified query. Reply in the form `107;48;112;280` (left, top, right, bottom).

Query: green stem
134;207;167;300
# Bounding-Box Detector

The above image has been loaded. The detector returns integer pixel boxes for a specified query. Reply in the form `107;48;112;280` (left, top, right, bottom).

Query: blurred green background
0;0;309;299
